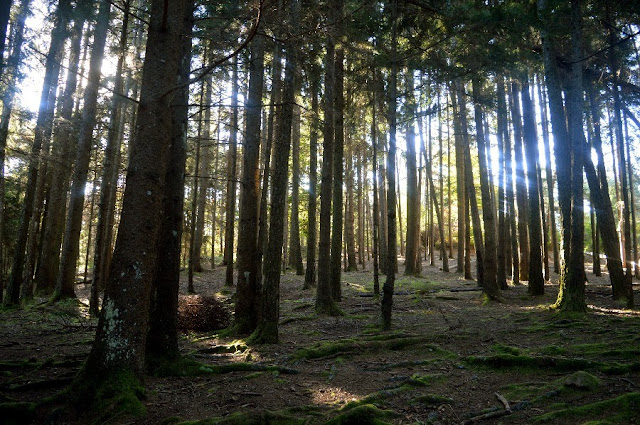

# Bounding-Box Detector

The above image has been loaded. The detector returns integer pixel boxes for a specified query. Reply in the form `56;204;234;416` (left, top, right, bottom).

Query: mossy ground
1;262;639;424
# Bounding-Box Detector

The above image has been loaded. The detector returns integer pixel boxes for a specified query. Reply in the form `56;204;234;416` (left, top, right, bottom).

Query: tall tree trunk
452;89;465;274
623;114;639;280
88;1;129;314
510;81;529;282
235;34;265;334
188;95;203;294
55;0;112;300
404;70;420;275
304;74;319;289
0;0;32;301
80;0;190;385
252;0;297;343
472;79;499;299
289;104;304;275
371;90;381;294
257;40;282;285
315;10;338;314
224;57;239;286
585;82;626;293
146;2;192;361
607;5;633;297
330;45;345;300
345;151;358;271
554;0;588;311
521;78;544;295
496;77;508;289
357;151;365;266
193;52;213;273
537;78;559;274
456;84;483;284
381;0;397;330
5;0;72;306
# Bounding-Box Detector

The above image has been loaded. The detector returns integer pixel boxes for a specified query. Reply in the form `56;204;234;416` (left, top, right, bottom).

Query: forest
0;0;640;423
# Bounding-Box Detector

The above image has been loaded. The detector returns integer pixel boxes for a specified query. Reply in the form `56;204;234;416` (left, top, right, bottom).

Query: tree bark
289;103;304;275
81;0;189;382
496;76;508;289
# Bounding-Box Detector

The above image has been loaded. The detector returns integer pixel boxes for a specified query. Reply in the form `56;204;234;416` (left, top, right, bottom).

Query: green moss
0;402;36;425
290;335;425;361
409;394;453;406
533;392;640;423
406;373;447;386
492;344;522;355
464;353;640;374
150;356;298;377
93;369;146;419
325;404;396;425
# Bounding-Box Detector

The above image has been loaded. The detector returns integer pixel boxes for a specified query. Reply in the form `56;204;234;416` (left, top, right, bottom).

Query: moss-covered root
533;392;640;423
0;402;36;425
63;368;146;423
325;404;397;425
149;355;298;377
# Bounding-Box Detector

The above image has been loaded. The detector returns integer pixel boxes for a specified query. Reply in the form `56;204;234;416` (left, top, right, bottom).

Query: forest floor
1;258;640;424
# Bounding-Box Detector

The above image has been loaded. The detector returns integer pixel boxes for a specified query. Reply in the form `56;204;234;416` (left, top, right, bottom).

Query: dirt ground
1;258;640;424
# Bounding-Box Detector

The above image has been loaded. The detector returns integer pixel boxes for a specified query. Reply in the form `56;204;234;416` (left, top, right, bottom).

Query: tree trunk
537;78;559;274
315;11;338;314
381;0;398;330
289;103;304;275
452;89;465;274
5;0;72;306
371;90;381;294
88;1;128;314
55;0;112;300
252;0;297;343
330;46;345;300
0;0;32;301
234;34;265;334
510;81;529;282
472;79;499;299
345;151;358;271
404;70;420;275
554;0;587;312
496;76;508;289
304;73;319;289
521;78;544;295
224;57;239;286
585;80;626;295
80;0;190;384
146;4;192;361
